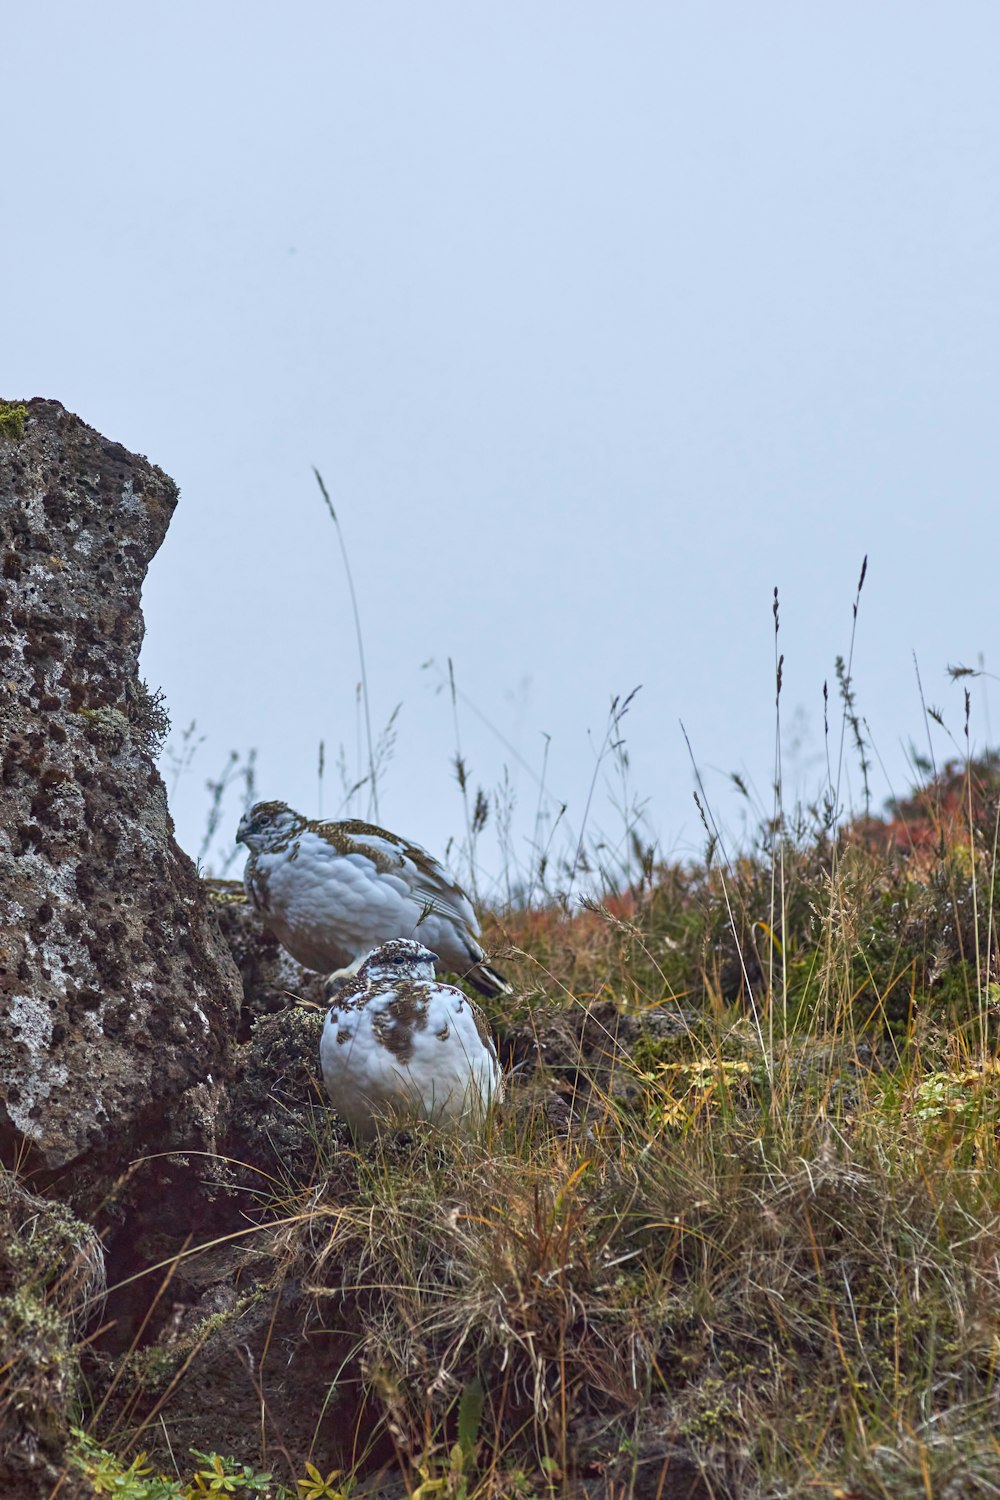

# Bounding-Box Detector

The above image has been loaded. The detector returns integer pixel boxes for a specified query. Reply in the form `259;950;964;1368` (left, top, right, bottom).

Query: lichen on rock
228;1003;332;1181
0;399;243;1180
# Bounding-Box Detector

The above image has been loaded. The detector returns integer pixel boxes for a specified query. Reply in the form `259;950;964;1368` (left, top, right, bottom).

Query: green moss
123;1287;266;1393
6;1193;94;1276
78;705;130;751
0;1285;79;1441
0;400;28;440
204;877;249;906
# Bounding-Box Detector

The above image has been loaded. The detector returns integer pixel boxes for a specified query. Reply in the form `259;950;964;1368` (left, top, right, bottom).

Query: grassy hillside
18;747;1000;1499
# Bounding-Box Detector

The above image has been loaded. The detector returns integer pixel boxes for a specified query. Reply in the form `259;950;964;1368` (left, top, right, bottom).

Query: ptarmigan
319;939;504;1136
236;800;510;997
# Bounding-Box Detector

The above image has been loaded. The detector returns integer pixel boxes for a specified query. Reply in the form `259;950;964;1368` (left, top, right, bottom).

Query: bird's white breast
320;980;501;1137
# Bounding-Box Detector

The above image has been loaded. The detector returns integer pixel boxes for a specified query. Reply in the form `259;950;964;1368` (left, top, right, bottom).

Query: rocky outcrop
0;399;242;1180
0;401;354;1495
104;1260;362;1482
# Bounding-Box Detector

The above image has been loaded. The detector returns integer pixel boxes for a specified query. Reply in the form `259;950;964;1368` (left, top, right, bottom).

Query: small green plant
0;399;27;439
69;1430;344;1500
188;1449;275;1495
294;1463;350;1500
410;1379;484;1500
69;1428;186;1498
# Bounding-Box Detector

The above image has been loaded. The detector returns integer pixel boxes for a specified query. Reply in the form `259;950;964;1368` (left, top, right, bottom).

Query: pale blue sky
5;3;999;894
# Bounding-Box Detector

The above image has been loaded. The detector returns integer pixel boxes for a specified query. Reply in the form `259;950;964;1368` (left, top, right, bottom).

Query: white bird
319;939;504;1136
236;801;511;997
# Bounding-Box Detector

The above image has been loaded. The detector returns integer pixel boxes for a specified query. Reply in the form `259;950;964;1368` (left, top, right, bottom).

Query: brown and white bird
319;939;504;1136
236;800;510;997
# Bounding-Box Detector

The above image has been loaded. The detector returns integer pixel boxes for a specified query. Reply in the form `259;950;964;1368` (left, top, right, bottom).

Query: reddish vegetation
848;755;1000;866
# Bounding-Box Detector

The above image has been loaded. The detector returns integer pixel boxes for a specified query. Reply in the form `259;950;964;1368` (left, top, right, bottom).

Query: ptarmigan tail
466;961;512;998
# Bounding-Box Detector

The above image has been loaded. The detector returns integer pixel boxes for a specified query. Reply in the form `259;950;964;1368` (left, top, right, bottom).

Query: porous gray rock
204;877;327;1037
0;399;242;1176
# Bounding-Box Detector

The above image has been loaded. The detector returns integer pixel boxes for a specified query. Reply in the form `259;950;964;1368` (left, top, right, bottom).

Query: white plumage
236;801;510;997
319;939;504;1136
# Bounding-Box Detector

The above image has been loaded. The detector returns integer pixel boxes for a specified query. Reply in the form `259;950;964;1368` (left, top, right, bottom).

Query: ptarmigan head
236;800;303;853
357;939;439;984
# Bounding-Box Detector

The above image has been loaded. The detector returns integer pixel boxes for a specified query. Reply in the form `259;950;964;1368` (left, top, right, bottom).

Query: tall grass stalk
681;720;770;1077
448;656;480;904
770;586;788;1058
313;467;379;823
832;553;869;827
422;656;572;902
566;688;641;903
961;687;990;1062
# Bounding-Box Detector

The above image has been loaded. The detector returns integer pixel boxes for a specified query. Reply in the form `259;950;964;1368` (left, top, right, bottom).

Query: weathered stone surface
202;883;338;1179
0;399;242;1173
205;878;327;1039
227;1003;331;1179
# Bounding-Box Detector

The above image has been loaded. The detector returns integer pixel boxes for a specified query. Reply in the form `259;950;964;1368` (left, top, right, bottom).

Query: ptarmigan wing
324;821;482;934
